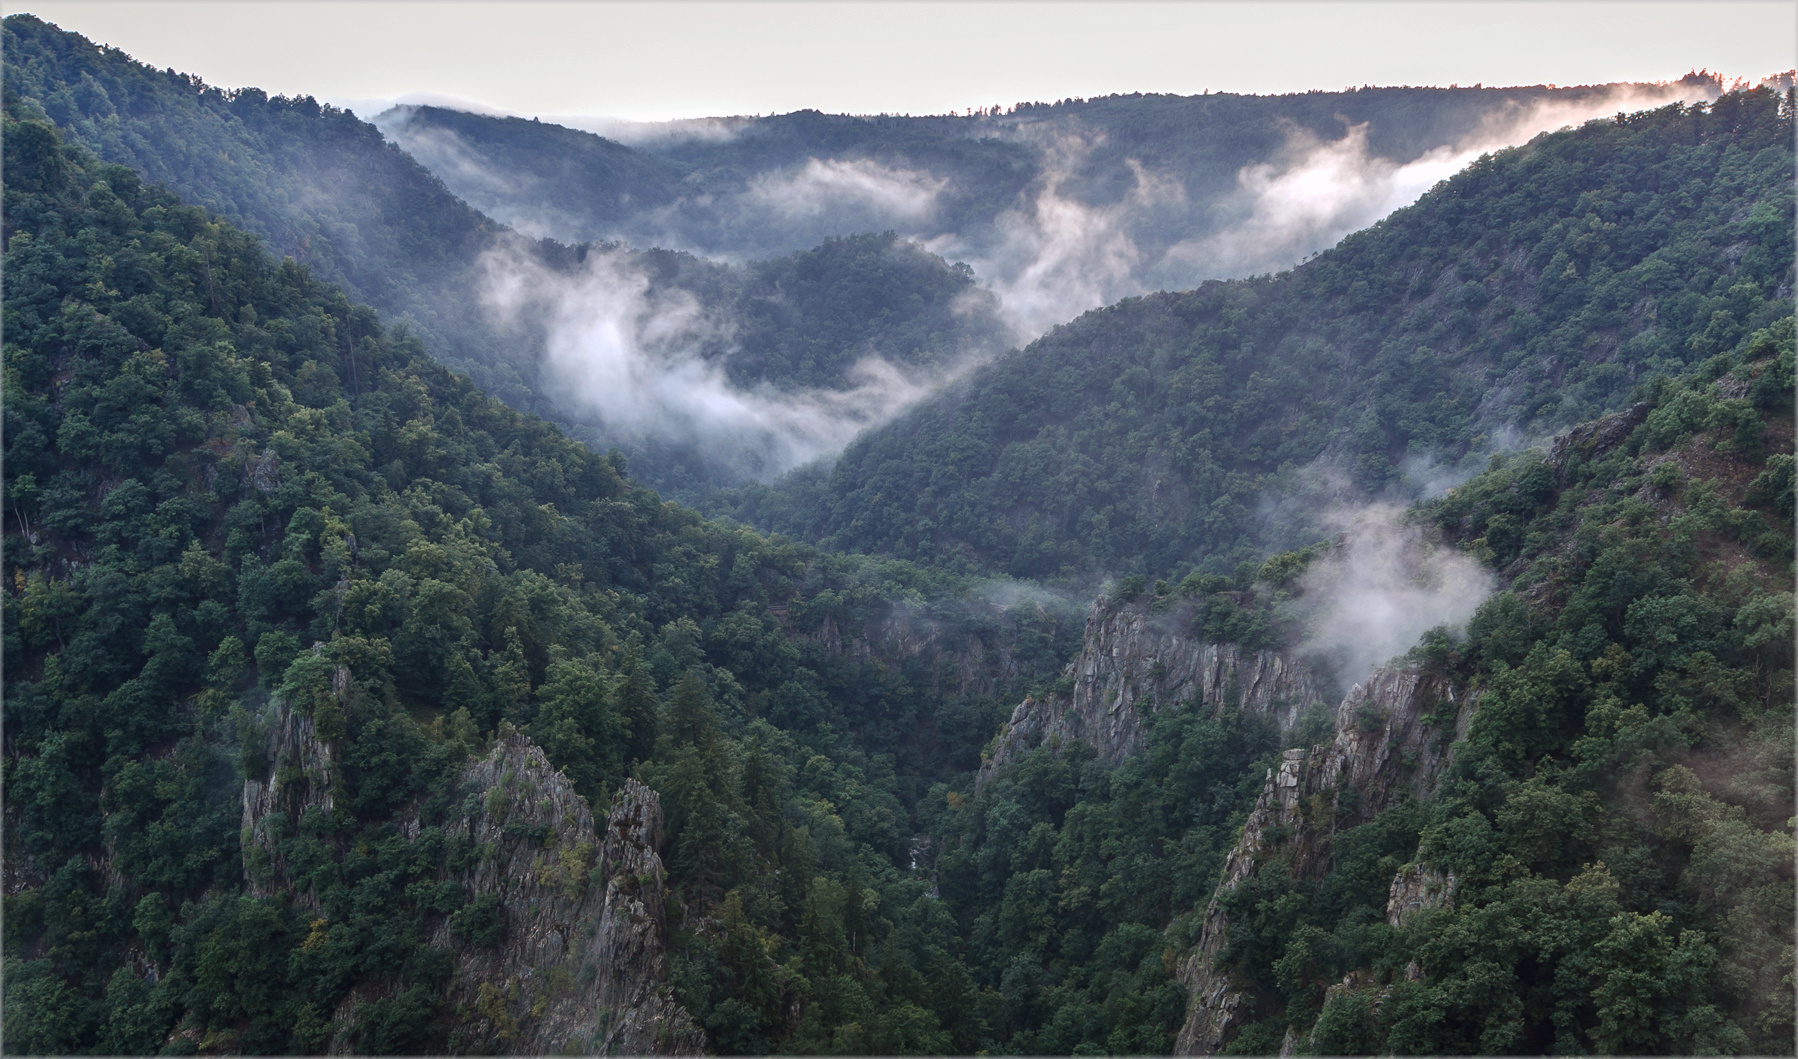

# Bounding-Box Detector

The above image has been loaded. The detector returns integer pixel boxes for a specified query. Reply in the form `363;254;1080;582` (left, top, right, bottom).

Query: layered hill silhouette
732;88;1794;582
2;16;1792;1055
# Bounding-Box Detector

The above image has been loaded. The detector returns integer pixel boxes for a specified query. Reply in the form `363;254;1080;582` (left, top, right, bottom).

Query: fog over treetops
379;75;1724;338
3;10;1793;1057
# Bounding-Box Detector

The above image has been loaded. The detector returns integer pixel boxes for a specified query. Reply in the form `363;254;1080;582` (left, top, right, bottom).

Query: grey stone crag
240;672;341;902
242;721;702;1055
428;737;705;1056
1546;400;1649;480
1174;666;1470;1055
978;599;1324;786
1385;863;1457;929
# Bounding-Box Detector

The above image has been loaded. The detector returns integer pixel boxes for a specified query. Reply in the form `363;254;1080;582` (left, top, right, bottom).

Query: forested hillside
0;15;1012;502
735;89;1795;583
2;26;1792;1059
1;13;522;402
0;106;1067;1053
1183;323;1795;1055
380;79;1720;273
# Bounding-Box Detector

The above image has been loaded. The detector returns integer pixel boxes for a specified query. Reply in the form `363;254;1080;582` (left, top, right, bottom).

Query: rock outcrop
240;674;340;901
1385;863;1457;928
1173;665;1469;1055
427;737;704;1056
1546;400;1649;479
242;718;702;1055
978;599;1323;786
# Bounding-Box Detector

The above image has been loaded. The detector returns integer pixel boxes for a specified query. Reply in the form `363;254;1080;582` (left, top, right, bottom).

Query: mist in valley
376;77;1726;478
383;77;1722;350
478;239;990;480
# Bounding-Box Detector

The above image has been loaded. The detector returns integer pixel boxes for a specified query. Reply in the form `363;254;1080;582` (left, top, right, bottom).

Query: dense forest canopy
1;18;1792;1059
0;15;1012;503
731;88;1795;585
0;104;1076;1053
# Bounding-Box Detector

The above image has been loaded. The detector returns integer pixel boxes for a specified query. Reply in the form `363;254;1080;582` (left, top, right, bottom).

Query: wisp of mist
1295;505;1494;686
450;80;1719;477
918;80;1719;341
480;241;966;479
1163;81;1719;282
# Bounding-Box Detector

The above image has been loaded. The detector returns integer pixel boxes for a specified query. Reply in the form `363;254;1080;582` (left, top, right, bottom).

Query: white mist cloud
1295;504;1494;684
375;108;597;240
930;137;1183;340
552;114;746;147
743;158;945;222
479;241;966;478
1166;80;1720;279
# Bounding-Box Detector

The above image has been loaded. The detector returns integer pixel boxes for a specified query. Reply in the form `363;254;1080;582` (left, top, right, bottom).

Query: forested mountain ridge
1;14;1013;501
0;106;1071;1053
1;13;518;400
733;88;1795;584
2;18;1793;1058
1176;321;1795;1055
923;318;1793;1056
379;77;1724;275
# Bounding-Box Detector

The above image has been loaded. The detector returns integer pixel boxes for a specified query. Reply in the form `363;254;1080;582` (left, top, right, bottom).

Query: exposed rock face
1173;665;1469;1055
1547;400;1649;479
242;722;702;1054
978;599;1323;786
428;737;704;1056
1385;863;1457;928
241;676;339;901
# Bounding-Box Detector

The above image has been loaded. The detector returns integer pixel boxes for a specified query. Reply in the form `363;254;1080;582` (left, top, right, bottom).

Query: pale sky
7;1;1795;122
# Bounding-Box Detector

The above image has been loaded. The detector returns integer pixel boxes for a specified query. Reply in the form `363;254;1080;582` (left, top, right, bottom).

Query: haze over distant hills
379;77;1724;336
3;9;1793;1058
5;10;1757;503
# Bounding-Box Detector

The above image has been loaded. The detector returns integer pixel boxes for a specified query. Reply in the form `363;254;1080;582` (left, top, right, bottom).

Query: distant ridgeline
3;17;1794;1059
0;15;1012;502
0;103;1080;1053
378;79;1724;266
735;87;1796;583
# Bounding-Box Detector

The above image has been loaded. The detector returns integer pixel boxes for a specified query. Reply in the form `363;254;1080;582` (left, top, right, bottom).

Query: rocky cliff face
978;599;1324;786
240;672;340;902
242;713;702;1054
1173;665;1469;1055
423;737;703;1055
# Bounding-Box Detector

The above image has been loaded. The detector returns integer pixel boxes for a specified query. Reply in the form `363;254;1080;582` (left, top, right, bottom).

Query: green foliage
0;105;1081;1053
924;703;1280;1052
3;36;1791;1055
447;893;503;948
744;90;1794;583
1200;320;1795;1054
1;16;1013;504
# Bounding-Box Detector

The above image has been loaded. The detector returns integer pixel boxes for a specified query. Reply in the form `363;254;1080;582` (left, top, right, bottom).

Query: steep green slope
0;15;1012;504
0;108;1068;1054
738;89;1795;583
1;12;529;404
5;82;1791;1059
1206;323;1795;1055
912;320;1793;1057
373;105;691;242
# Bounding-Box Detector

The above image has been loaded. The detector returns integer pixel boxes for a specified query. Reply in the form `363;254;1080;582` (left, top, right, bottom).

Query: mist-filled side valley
3;13;1794;1057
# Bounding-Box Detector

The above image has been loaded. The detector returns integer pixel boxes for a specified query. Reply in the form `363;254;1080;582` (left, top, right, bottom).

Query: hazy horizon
8;1;1794;123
